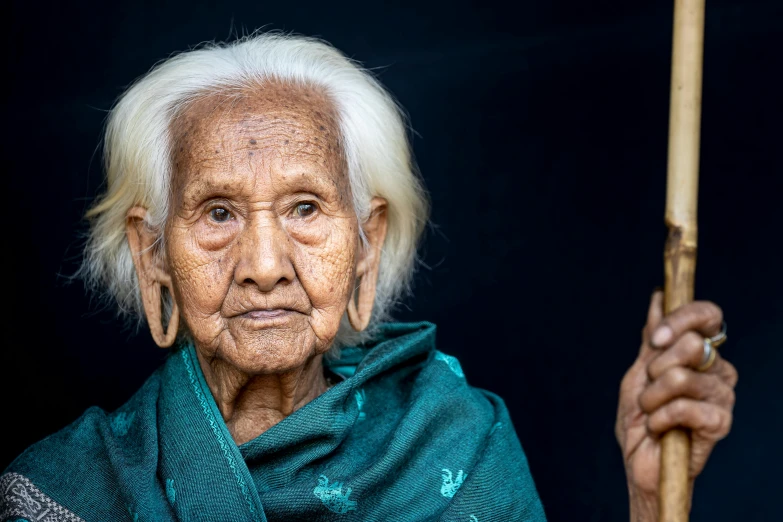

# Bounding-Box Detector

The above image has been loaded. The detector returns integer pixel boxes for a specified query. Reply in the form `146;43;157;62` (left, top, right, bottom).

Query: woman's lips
243;309;294;320
233;309;298;331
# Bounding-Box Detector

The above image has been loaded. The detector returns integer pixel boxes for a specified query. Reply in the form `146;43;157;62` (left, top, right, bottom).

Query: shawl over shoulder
2;322;546;521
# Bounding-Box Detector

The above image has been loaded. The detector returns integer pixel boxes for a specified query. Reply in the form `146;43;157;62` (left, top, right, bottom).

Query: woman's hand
615;290;738;520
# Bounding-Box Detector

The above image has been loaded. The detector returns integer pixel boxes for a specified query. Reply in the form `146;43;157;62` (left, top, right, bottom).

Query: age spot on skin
249;139;257;145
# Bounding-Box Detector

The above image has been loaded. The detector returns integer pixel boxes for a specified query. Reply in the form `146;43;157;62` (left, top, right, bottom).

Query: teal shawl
2;322;546;521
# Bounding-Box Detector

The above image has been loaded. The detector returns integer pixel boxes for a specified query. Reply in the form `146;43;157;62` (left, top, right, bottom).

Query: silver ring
697;337;717;371
710;321;728;348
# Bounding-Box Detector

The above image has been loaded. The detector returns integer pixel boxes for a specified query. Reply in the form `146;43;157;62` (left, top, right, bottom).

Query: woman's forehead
170;84;348;195
176;83;338;131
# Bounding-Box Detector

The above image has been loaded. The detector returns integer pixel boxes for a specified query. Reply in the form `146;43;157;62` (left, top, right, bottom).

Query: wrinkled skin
126;82;387;444
616;291;738;519
124;82;737;517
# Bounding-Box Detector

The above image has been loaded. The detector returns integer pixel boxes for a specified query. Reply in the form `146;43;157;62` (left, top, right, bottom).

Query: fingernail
652;326;672;347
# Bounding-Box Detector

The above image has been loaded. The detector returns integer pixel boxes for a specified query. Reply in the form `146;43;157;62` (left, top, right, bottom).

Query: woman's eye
294;202;317;218
208;207;232;223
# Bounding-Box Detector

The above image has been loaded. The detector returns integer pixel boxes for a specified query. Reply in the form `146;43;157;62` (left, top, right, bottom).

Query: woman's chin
205;325;320;375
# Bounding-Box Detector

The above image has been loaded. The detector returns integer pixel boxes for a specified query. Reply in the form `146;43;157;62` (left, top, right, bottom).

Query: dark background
4;1;782;520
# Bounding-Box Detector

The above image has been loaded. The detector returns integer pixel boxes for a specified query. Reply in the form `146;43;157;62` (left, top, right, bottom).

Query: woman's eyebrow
178;169;345;203
177;176;240;204
279;168;346;194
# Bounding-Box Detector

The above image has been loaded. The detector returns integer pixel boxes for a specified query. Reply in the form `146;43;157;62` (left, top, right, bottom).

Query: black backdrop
4;1;782;520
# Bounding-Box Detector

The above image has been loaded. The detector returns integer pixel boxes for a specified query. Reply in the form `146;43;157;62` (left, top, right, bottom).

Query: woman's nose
233;217;295;292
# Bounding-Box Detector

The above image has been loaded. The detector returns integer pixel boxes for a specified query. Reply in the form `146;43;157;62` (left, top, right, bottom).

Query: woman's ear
347;197;388;332
125;207;180;348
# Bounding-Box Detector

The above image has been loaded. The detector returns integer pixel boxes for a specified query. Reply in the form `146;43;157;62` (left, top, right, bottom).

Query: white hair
79;32;429;349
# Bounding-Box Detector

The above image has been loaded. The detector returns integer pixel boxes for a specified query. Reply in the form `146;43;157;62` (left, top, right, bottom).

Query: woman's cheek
193;218;241;251
168;224;237;316
174;261;228;316
297;228;357;310
284;214;330;246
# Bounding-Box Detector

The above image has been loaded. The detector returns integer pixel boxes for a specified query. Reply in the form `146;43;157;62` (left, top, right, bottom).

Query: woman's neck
195;351;330;445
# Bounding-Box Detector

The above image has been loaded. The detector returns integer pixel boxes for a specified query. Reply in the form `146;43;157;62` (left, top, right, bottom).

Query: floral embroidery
434;351;464;378
354;389;366;420
313;475;357;514
441;469;466;498
166;478;176;505
110;411;135;437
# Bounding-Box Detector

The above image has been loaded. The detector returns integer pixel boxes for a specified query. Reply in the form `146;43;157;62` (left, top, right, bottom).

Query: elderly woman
1;33;736;521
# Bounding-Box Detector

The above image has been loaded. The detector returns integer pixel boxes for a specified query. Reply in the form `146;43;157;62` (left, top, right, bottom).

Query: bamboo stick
660;0;706;520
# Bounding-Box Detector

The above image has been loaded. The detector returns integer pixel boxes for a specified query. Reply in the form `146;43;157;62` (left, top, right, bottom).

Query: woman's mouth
243;309;294;320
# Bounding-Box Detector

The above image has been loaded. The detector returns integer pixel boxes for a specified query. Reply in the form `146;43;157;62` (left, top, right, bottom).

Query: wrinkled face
166;83;359;374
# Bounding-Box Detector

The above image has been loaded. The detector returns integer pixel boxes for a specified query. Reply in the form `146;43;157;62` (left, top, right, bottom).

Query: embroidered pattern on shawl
0;473;84;522
180;349;257;517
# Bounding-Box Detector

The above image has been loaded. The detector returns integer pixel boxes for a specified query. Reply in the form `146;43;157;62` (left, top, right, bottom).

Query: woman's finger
638;366;736;414
650;300;723;349
715;357;739;389
646;290;665;332
646;331;739;389
647;398;733;440
647;331;708;380
637;290;664;361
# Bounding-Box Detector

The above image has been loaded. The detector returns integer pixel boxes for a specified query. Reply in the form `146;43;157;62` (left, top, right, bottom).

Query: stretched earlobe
347;197;388;332
126;206;180;348
347;276;375;332
146;281;180;348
